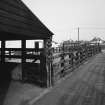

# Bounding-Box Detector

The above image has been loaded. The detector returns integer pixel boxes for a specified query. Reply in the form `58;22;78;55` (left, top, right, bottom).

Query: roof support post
21;39;26;81
1;40;5;64
21;40;26;63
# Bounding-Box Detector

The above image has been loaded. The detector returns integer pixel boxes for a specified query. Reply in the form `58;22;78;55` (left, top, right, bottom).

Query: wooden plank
0;24;41;40
1;0;27;11
25;55;40;59
5;55;21;58
0;3;29;18
0;16;38;32
0;9;39;28
26;48;43;52
4;48;43;52
5;48;22;51
1;40;5;63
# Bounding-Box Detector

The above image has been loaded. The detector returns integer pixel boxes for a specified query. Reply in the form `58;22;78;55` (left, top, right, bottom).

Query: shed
0;0;54;87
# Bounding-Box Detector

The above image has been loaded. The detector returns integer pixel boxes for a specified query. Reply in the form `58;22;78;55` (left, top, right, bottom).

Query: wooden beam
21;40;26;63
1;40;5;64
21;40;26;81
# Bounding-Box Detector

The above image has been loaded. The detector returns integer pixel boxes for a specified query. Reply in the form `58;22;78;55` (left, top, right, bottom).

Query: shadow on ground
0;63;17;105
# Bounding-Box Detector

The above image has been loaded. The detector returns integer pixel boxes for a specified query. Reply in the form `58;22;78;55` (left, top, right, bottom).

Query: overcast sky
22;0;105;42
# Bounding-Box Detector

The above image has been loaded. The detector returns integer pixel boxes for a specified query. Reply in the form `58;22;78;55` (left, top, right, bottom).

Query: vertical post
40;52;45;87
78;27;79;45
44;39;48;87
1;40;5;64
61;42;65;77
35;41;39;53
21;40;26;81
44;37;53;87
35;42;39;50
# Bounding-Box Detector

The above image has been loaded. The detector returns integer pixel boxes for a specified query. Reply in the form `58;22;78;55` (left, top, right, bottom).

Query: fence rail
51;43;101;84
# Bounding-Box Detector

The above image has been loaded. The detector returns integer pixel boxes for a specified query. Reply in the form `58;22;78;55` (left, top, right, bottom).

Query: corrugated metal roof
0;0;54;40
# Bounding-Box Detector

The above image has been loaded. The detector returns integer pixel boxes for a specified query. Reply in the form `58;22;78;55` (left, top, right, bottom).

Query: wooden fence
51;43;101;85
0;43;102;87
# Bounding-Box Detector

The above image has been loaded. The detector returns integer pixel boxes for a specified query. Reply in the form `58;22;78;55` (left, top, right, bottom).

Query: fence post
44;37;53;87
60;43;65;77
98;43;101;52
40;52;46;87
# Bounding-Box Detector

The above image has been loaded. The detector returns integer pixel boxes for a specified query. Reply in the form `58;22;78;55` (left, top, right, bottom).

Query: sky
22;0;105;42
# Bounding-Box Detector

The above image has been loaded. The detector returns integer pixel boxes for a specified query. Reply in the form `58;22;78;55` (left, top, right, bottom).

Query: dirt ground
31;51;105;105
1;50;105;105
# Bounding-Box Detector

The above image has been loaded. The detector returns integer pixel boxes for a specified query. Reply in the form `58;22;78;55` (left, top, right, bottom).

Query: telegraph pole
78;27;79;43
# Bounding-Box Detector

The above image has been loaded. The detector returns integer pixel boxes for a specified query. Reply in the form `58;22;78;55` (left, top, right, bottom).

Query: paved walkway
29;51;105;105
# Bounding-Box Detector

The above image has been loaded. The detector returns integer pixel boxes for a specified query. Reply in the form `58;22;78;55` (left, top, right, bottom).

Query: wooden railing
51;43;101;84
0;48;43;63
0;48;47;86
0;43;102;87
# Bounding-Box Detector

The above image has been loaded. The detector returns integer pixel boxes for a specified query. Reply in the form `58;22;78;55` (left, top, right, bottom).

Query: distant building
90;37;105;44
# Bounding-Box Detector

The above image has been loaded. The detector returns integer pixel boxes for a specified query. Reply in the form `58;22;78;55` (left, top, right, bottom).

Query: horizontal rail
5;55;21;58
0;48;43;52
